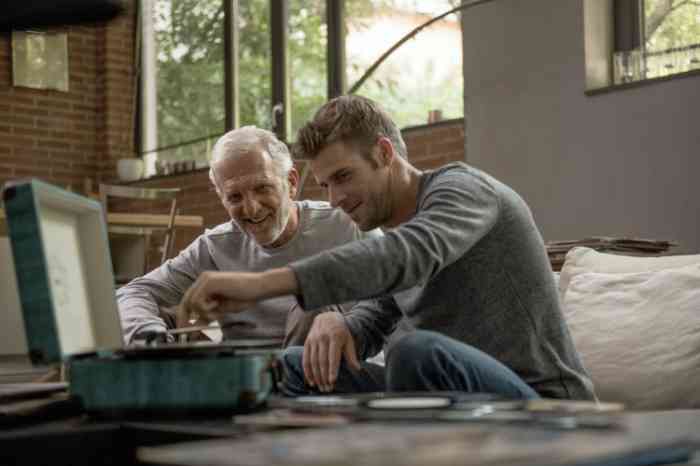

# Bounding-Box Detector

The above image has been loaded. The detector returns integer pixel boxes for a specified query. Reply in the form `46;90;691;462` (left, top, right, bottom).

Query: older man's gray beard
245;176;295;247
256;195;293;247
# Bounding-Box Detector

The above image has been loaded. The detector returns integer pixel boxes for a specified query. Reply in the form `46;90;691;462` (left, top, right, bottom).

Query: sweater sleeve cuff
288;257;329;311
341;312;368;360
127;322;169;345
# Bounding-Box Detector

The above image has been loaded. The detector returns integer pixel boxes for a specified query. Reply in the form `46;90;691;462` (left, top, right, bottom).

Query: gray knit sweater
116;200;382;344
290;163;595;400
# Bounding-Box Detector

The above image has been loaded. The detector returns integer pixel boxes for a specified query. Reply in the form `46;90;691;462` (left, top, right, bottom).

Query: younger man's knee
385;330;441;367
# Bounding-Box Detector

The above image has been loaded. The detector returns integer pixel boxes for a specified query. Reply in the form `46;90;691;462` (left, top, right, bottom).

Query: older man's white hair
208;126;292;191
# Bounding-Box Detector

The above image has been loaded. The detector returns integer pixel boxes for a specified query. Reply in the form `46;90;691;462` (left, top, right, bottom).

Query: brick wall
0;26;101;191
98;6;136;183
0;7;135;191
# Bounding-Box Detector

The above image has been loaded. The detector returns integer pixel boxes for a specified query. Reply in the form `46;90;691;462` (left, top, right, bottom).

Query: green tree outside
152;0;464;165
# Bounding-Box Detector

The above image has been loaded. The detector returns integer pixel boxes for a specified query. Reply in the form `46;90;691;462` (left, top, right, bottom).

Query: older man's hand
303;312;361;392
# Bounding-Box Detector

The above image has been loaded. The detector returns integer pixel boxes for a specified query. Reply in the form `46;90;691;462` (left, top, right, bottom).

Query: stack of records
239;393;625;430
546;237;678;271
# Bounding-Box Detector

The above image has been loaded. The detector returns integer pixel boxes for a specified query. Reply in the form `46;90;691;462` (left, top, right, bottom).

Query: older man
117;127;385;367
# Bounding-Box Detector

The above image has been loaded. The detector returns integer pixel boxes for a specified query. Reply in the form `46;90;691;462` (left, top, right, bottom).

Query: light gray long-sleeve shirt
117;200;382;344
289;163;595;400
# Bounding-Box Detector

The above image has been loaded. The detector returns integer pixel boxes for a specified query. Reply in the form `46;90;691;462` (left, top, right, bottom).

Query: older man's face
212;148;298;247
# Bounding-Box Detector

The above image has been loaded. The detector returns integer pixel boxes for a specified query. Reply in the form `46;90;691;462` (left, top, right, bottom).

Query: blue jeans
280;346;386;396
280;330;539;399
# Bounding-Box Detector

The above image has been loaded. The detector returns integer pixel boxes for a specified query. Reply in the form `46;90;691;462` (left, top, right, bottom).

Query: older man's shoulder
298;200;344;222
203;220;242;238
298;200;382;239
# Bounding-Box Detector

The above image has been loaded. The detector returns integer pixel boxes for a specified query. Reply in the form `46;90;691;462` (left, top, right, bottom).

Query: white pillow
563;263;700;410
559;247;700;299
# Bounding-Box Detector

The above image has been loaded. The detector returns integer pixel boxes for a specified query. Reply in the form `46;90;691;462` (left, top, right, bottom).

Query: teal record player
2;180;280;415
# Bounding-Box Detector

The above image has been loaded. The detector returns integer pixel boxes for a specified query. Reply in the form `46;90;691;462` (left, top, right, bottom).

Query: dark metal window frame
141;0;471;155
268;0;346;141
139;0;346;156
224;0;239;132
613;0;642;54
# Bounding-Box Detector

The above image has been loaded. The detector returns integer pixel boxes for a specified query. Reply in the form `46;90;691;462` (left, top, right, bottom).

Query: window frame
138;0;464;174
139;0;345;161
584;0;700;94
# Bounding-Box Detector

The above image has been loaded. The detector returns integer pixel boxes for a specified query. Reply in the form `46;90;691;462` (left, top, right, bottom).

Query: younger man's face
311;141;391;231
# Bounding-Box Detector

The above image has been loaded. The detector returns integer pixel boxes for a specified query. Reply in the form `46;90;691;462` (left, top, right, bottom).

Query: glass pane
239;0;272;128
644;0;700;78
153;0;225;165
346;0;463;128
289;0;327;138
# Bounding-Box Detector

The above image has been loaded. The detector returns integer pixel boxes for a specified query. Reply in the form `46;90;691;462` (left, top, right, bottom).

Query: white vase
117;158;144;182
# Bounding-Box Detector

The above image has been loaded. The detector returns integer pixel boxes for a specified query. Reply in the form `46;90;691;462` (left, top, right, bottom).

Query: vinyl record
365;396;452;410
294;396;359;407
267;394;361;414
118;339;281;359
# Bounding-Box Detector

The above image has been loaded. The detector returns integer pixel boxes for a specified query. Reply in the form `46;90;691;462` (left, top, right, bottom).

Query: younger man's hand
181;271;258;322
303;312;361;392
180;268;299;321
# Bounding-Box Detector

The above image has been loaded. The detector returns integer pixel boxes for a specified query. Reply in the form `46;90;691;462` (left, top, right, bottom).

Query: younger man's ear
288;167;300;198
376;137;395;167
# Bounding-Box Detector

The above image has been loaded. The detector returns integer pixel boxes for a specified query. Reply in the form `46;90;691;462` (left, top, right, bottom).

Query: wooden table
1;209;204;240
106;213;203;228
135;410;700;466
1;399;699;466
0;209;203;230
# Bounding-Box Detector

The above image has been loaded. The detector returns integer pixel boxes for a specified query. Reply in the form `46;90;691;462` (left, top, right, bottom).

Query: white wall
462;0;699;253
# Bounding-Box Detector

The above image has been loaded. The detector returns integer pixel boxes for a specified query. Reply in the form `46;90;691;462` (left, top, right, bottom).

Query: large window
642;0;700;79
239;0;272;128
142;0;225;175
141;0;326;176
346;0;463;128
289;0;328;135
140;0;465;177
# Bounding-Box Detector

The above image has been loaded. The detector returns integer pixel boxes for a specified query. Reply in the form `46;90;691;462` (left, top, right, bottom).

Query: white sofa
558;247;700;410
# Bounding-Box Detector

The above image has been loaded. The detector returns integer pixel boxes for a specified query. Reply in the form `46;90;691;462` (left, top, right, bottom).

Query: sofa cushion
559;247;700;299
563;263;700;410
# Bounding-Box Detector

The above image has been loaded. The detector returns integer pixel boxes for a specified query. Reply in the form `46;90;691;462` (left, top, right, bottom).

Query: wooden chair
98;184;181;283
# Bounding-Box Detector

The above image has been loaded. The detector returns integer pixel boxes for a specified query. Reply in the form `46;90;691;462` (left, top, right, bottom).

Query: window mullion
327;0;346;98
140;0;158;173
613;0;642;52
224;0;240;131
271;0;290;142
